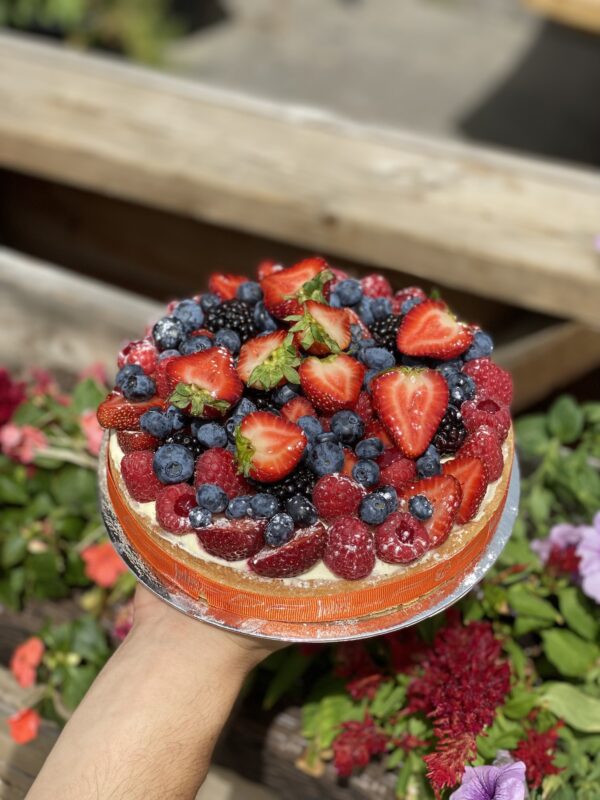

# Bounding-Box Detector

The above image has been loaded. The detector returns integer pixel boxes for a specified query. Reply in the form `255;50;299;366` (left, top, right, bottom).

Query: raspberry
117;430;159;453
463;358;513;406
355;391;374;424
197;519;265;561
458;425;504;481
194;448;251;499
391;286;427;314
461;398;511;441
248;522;327;577
360;274;392;298
154;356;178;399
156;483;196;534
121;450;162;502
364;420;394;449
379;458;417;491
330;267;351;286
377;449;406;469
117;339;158;374
312;475;366;520
375;512;430;564
323;516;375;580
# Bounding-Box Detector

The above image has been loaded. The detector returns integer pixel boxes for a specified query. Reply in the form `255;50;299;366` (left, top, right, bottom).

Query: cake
98;258;515;632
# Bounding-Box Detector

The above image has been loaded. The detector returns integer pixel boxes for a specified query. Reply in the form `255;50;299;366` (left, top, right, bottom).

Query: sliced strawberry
355;391;374;424
461;397;511;441
397;300;473;359
379;457;417;491
257;260;284;281
371;368;448;458
288;301;350;355
345;307;372;338
236;330;301;390
443;456;489;524
166;347;243;418
341;447;359;478
261;257;332;319
281;395;316;423
248;522;327;578
364;419;395;450
197;519;266;561
391;286;427;314
378;448;406;468
154;355;178;399
375;512;430;564
400;475;462;546
298;354;365;413
97;392;166;431
235;411;307;483
323;516;375;580
208;272;248;300
457;425;504;481
117;430;159;453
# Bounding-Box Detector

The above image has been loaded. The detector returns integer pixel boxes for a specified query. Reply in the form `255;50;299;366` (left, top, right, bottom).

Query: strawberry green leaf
287;308;341;354
285;269;333;306
169;383;230;417
247;342;302;391
234;429;255;477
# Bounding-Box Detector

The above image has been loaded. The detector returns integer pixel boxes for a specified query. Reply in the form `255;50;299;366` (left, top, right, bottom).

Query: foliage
0;0;181;63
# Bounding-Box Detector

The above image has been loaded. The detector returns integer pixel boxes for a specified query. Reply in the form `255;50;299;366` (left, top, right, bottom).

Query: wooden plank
524;0;600;33
0;35;599;327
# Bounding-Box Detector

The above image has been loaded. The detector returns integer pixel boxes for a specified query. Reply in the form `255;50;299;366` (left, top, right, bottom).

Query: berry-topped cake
98;258;514;631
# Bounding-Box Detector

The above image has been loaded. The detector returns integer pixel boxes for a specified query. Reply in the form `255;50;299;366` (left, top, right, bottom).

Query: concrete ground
168;0;600;168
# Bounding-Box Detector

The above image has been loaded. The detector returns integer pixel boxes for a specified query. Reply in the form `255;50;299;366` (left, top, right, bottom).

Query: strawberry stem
169;382;230;417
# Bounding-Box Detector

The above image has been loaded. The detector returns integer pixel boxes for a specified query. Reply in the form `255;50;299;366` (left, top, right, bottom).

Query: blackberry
433;406;467;454
204;300;256;342
245;390;279;415
166;431;204;458
251;466;316;503
370;314;401;351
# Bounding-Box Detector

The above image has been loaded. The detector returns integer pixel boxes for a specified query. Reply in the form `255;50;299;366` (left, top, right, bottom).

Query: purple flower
531;522;583;563
450;762;527;800
577;511;600;603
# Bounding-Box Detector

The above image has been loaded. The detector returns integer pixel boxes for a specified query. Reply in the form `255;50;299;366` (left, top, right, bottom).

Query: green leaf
558;587;599;641
301;692;362;750
370;681;406;719
507;583;559;622
476;713;523;760
71;378;106;414
515;414;551;457
503;687;539;719
548;395;584;444
62;664;99;710
262;649;310;710
71;617;110;664
540;684;600;732
542;630;599;677
50;465;97;512
0;475;29;505
502;639;527;680
1;530;28;568
513;616;555;636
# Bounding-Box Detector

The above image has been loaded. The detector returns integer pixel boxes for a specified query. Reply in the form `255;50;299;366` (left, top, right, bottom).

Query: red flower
80;410;104;456
0;424;48;464
407;620;510;797
335;641;377;680
514;724;563;789
10;637;45;688
382;628;429;673
332;715;388;777
0;368;25;427
7;708;41;744
346;673;383;701
547;544;581;576
82;542;128;588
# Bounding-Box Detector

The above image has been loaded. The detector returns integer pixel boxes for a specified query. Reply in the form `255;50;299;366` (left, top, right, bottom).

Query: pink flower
82;542;128;588
10;637;45;688
450;762;527;800
78;362;108;386
0;368;26;427
0;424;48;464
80;410;104;456
7;708;41;744
576;511;600;603
29;368;57;397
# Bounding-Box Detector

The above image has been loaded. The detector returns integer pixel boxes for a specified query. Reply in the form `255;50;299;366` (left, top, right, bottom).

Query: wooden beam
0;34;599;327
524;0;600;33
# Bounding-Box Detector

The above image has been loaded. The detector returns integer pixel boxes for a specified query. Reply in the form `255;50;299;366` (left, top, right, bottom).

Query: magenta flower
450;762;527;800
576;512;600;603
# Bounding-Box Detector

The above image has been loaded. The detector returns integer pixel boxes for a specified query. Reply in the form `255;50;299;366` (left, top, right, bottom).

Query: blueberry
199;293;221;312
297;415;323;442
352;459;380;487
336;279;362;306
196;483;228;513
378;485;398;513
226;495;253;519
250;493;280;519
265;513;295;547
363;369;380;389
122;373;156;401
316;431;337;444
140;409;172;438
157;348;181;361
416;445;441;478
285;495;318;526
225;417;239;443
189;506;212;529
464;330;494;361
215;328;241;354
115;363;143;389
438;360;463;380
409;494;433;520
328;291;342;308
307;440;345;476
172;299;204;333
196;422;227;449
357;296;375;326
232;397;257;420
371;297;393;321
330;410;364;445
153;443;195;484
361;347;395;371
359;492;390;525
236;281;263;305
273;384;299;406
355;437;384;459
165;406;187;431
254;301;278;332
446;372;476;404
179;335;213;355
401;296;424;315
152;316;185;351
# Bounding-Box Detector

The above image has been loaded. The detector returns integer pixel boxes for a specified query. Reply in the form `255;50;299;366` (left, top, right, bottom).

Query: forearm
27;606;266;800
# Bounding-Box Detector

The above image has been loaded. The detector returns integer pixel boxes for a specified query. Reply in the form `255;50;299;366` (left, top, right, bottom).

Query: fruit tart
98;258;515;632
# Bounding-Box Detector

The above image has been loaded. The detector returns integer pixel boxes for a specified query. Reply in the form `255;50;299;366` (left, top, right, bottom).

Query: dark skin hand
26;586;283;800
